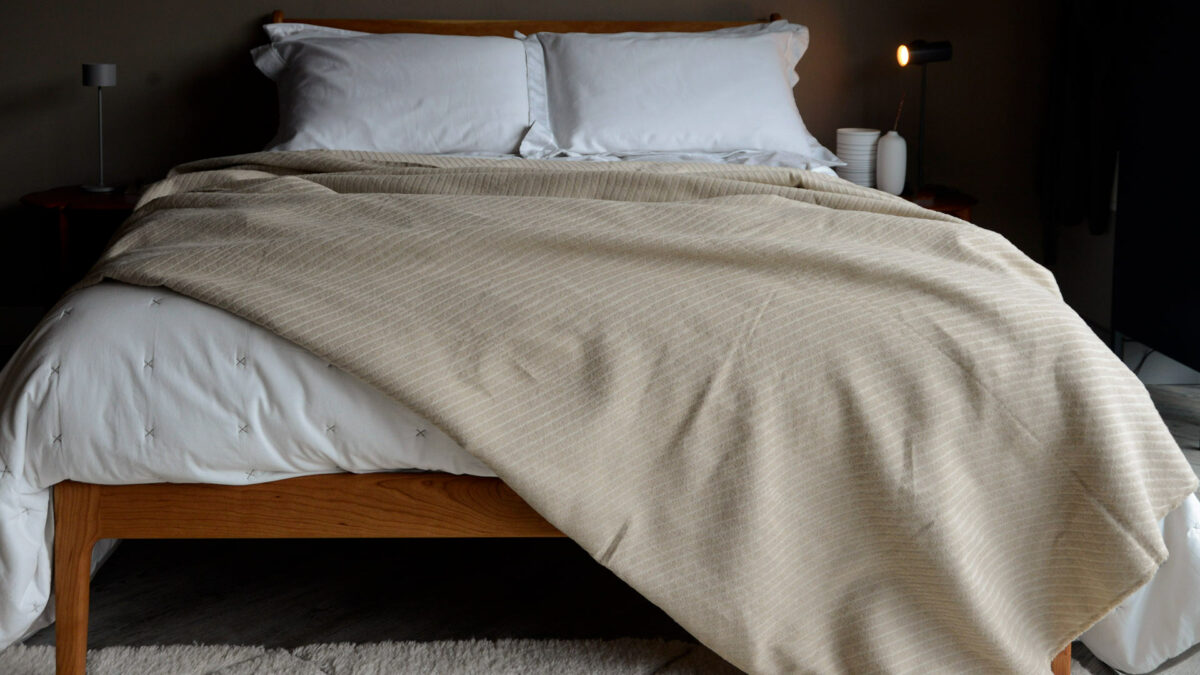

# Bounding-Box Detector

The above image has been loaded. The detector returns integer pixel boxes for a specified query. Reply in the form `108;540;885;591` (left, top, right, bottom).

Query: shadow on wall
0;15;277;350
0;81;76;127
0;13;276;197
105;22;279;188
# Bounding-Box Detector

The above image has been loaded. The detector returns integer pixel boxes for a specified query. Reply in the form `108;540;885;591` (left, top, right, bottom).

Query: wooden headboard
270;10;783;36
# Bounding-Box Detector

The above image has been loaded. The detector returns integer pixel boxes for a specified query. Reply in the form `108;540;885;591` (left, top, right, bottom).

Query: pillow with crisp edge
517;21;840;169
251;24;532;155
520;22;825;158
252;23;368;80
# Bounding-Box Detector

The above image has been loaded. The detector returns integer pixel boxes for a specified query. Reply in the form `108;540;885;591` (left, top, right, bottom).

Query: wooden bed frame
49;12;1072;675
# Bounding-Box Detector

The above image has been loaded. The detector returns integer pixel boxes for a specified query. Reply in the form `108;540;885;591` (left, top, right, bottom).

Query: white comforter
0;282;1196;673
0;283;491;644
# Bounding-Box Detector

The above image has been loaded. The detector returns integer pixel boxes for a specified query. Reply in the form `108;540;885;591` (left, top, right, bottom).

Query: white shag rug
0;639;742;674
8;638;1200;674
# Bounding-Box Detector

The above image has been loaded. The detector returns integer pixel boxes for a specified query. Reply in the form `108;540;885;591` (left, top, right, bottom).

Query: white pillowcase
252;24;531;155
518;21;839;169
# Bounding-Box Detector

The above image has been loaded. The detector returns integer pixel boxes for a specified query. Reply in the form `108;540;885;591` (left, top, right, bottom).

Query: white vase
875;131;907;195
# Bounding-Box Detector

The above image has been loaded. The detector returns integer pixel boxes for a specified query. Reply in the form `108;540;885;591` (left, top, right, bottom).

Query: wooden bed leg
54;481;100;675
1051;642;1071;675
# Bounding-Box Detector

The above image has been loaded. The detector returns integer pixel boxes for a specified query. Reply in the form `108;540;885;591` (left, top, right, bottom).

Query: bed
1;11;1197;675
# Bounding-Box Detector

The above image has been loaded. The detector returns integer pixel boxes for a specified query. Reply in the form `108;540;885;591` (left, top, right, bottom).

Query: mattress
0;280;1197;672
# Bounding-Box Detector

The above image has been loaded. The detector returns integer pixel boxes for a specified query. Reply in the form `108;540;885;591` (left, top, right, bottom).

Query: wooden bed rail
52;472;1071;674
52;473;561;674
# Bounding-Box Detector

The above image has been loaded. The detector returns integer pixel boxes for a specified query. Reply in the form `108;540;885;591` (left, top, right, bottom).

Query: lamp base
81;184;117;193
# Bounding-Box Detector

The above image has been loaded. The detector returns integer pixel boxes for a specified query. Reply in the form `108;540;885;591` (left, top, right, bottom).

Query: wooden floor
26;538;691;649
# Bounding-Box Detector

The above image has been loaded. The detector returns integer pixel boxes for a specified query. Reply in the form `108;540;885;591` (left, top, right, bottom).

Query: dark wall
0;0;1060;347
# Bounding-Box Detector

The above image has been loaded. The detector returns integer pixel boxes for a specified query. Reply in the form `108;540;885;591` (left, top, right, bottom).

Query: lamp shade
896;40;952;66
82;63;116;87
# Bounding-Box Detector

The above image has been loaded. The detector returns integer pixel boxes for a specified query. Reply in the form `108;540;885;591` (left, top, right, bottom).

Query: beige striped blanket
81;151;1196;673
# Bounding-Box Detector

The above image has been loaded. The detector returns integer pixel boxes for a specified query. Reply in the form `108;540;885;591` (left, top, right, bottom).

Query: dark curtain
1038;0;1119;265
1110;0;1200;371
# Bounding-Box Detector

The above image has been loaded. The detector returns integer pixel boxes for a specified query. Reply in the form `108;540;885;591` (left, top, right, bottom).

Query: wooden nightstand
903;185;977;222
20;186;139;291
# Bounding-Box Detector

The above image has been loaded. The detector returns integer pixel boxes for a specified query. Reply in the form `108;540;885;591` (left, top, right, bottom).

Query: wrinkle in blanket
78;151;1196;674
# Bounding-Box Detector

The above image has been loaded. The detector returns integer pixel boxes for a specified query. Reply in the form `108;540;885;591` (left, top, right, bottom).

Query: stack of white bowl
835;128;882;188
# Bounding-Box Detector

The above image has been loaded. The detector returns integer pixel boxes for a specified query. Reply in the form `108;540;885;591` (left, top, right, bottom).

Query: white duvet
0;283;491;645
0;281;1196;673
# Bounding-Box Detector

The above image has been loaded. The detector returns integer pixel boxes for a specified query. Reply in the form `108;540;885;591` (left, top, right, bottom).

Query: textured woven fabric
81;151;1197;674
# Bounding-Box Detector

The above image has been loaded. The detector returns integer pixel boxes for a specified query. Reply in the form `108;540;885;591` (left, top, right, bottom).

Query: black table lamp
896;40;951;189
82;63;117;193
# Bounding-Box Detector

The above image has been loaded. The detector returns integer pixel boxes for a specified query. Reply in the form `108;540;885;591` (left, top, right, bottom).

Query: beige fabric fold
81;151;1197;673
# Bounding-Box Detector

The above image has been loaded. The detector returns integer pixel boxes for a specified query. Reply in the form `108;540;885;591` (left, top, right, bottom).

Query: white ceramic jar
875;131;907;195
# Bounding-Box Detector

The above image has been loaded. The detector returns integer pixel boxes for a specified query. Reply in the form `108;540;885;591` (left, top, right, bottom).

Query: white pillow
517;21;839;169
252;24;531;155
